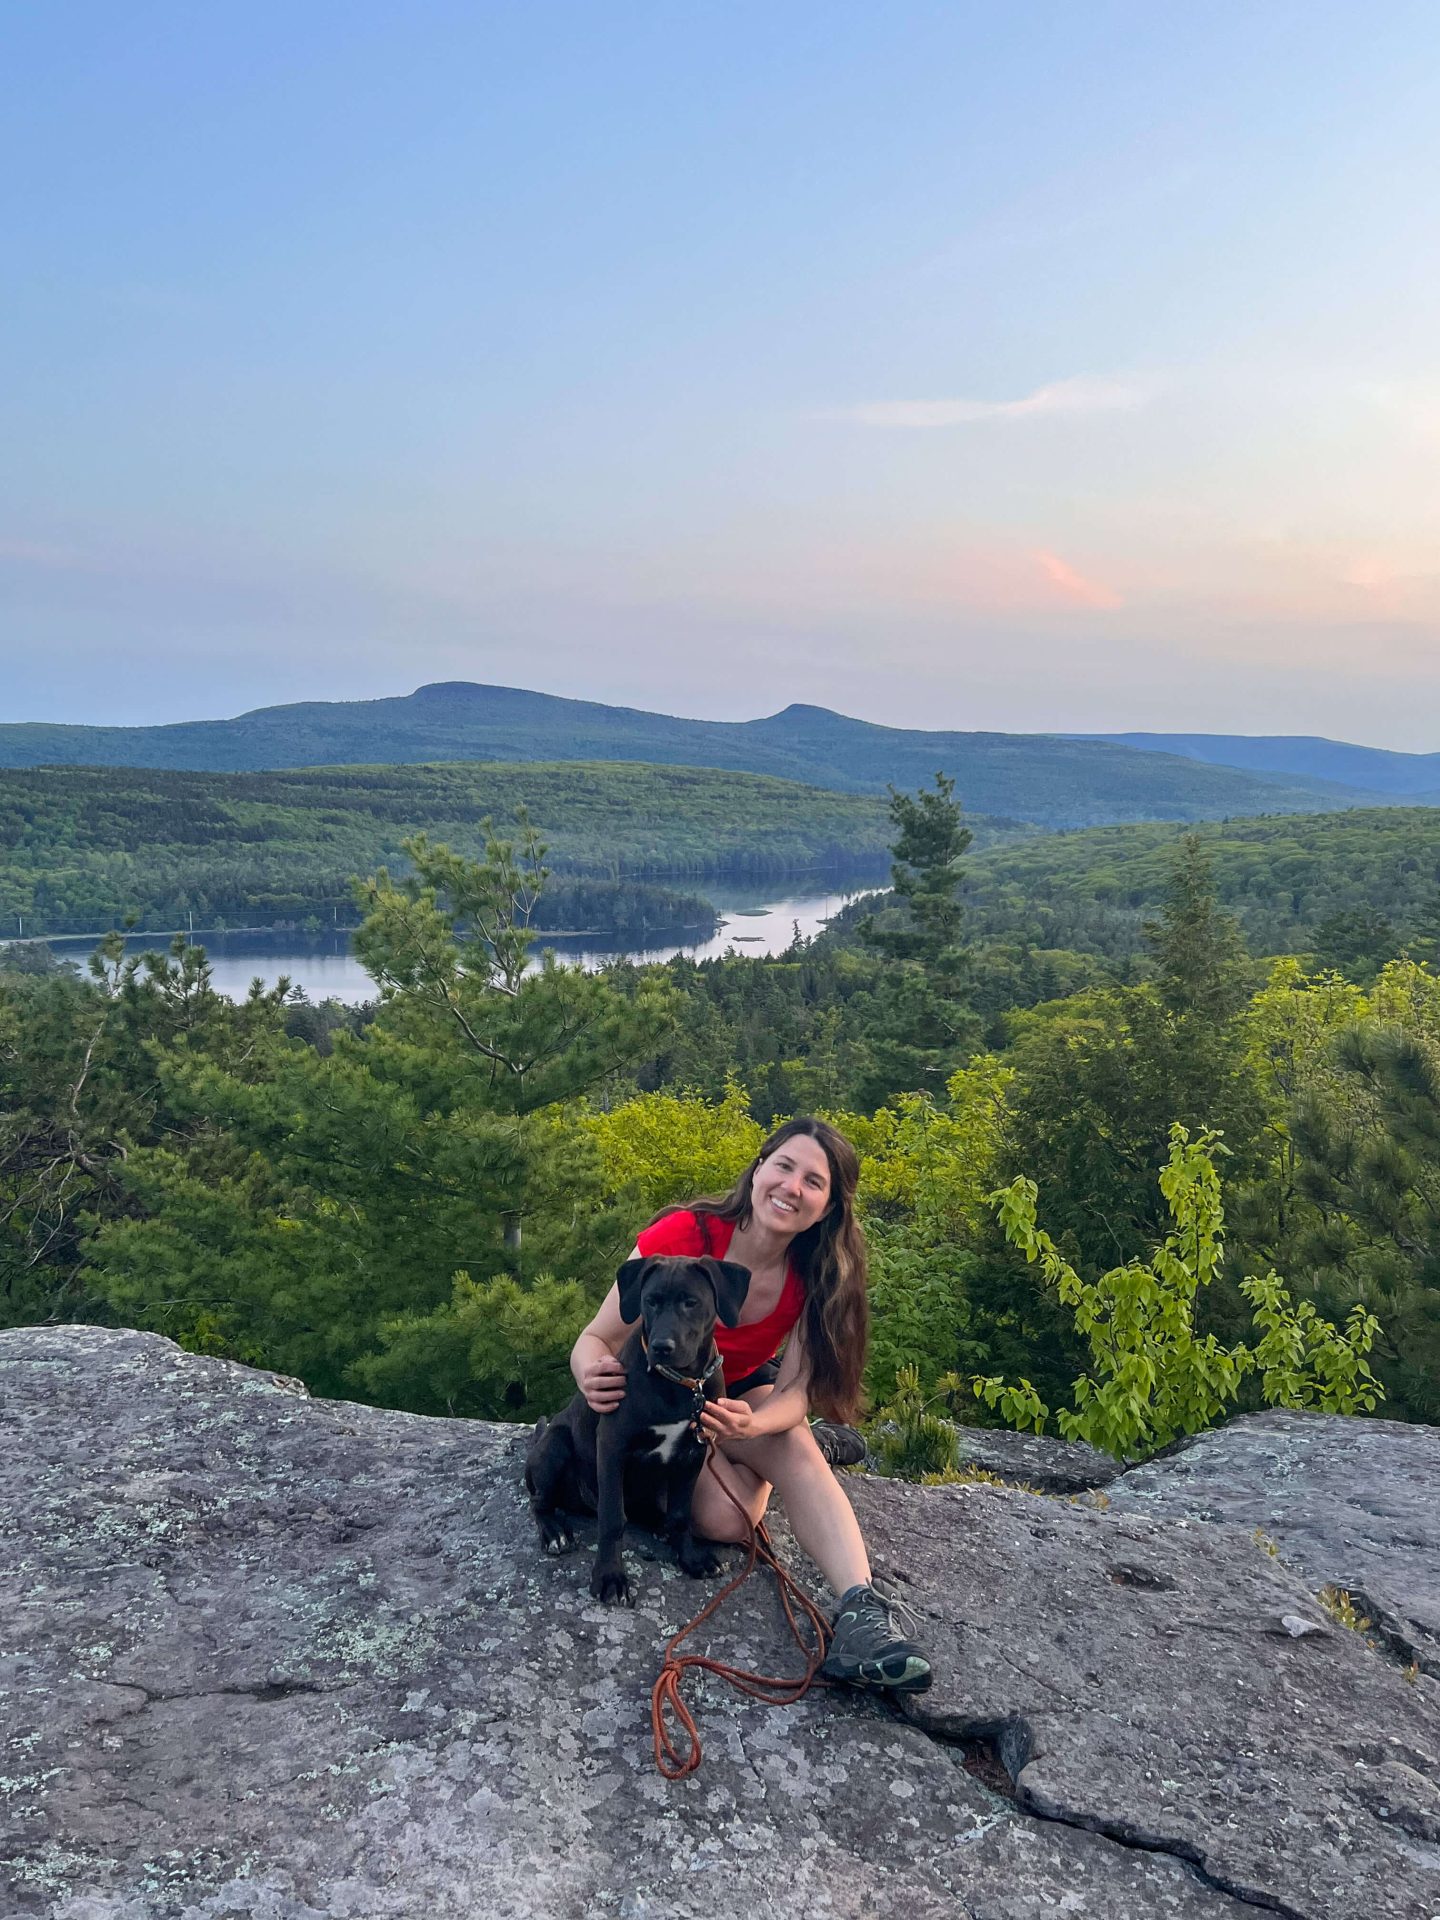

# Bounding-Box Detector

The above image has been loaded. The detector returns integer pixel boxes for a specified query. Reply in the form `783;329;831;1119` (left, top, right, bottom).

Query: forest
963;805;1440;974
1;773;1426;1469
0;761;897;936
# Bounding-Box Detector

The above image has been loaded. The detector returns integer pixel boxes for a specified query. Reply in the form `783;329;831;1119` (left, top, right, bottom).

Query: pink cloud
1035;549;1124;609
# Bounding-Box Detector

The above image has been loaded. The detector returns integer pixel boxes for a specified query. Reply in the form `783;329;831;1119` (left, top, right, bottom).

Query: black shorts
726;1360;781;1397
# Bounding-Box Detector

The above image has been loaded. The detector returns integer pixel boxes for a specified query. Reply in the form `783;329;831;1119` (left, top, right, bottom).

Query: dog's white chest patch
641;1419;692;1464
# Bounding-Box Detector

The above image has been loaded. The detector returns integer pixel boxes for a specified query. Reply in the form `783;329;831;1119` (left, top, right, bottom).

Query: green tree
856;774;978;1102
1144;834;1251;1024
979;835;1266;1284
831;1062;1013;1398
1220;957;1440;1420
1310;909;1401;982
1283;1020;1440;1419
0;934;292;1328
961;878;1268;1409
582;1080;763;1215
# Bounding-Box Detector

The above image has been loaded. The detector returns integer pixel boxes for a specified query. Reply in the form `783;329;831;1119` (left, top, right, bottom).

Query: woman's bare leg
691;1388;871;1598
690;1445;770;1539
691;1393;931;1690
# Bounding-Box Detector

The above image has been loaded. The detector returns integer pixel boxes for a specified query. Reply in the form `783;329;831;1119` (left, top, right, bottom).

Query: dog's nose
649;1336;677;1362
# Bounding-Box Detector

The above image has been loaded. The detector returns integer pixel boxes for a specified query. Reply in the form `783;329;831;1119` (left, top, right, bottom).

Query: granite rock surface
947;1424;1121;1494
2;1328;1436;1920
1108;1407;1440;1677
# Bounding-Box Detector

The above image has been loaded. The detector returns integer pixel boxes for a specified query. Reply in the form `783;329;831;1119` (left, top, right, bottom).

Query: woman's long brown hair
653;1117;869;1424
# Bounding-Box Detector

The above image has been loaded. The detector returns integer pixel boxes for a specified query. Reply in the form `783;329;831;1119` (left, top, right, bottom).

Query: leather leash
649;1440;834;1781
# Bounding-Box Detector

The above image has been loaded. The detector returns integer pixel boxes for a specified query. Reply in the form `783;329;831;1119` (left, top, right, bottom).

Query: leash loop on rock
649;1442;833;1781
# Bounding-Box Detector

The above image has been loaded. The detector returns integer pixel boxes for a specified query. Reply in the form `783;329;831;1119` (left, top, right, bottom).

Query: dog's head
615;1254;751;1376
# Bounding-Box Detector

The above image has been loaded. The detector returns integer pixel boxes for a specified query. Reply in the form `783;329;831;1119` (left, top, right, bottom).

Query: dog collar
639;1336;722;1395
639;1337;722;1432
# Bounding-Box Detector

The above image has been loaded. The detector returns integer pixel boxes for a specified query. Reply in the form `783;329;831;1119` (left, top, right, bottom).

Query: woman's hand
580;1353;627;1415
700;1396;756;1445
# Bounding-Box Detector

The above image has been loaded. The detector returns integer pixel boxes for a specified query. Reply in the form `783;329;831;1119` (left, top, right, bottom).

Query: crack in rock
121;1679;333;1706
925;1716;1315;1920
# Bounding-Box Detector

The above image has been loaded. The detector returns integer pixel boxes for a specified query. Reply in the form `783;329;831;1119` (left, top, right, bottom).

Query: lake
42;880;880;1005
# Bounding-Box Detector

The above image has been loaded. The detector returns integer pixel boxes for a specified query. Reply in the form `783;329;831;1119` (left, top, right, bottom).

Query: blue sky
5;2;1440;743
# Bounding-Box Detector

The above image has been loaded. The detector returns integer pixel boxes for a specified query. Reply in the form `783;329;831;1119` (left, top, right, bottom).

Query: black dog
525;1253;750;1606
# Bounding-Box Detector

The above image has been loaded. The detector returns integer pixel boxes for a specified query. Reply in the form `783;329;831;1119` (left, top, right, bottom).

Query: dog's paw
590;1562;635;1607
536;1514;577;1555
678;1540;723;1579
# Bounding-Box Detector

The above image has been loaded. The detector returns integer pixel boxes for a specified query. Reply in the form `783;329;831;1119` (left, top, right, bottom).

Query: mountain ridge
1073;730;1440;796
0;682;1385;831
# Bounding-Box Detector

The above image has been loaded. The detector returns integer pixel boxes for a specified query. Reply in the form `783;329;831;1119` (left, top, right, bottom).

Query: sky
4;2;1440;747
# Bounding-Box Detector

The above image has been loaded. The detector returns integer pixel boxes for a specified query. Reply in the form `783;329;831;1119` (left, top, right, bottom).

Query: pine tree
1143;834;1251;1022
1285;1021;1440;1418
856;774;978;1101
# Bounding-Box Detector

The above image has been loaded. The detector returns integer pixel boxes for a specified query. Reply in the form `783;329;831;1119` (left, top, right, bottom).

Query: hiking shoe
810;1420;868;1468
820;1583;933;1693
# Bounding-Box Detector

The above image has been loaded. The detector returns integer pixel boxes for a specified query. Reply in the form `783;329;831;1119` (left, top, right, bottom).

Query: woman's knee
757;1421;831;1482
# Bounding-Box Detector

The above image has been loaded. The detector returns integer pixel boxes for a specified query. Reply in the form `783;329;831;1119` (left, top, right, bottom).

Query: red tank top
633;1208;805;1379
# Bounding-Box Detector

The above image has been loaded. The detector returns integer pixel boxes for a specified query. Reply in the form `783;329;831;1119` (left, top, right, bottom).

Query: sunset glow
4;4;1440;745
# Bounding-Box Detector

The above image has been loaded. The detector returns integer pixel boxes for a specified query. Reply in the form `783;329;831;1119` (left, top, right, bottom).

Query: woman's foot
820;1583;932;1692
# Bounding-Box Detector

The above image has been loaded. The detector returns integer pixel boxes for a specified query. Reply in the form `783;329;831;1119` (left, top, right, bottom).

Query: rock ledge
2;1327;1436;1920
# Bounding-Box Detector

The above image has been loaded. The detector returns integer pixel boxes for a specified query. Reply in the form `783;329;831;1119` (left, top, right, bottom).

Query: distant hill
0;683;1370;829
1073;731;1440;798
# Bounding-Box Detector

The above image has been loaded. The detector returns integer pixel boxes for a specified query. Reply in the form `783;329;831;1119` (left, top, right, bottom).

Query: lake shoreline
25;920;724;946
11;882;876;1005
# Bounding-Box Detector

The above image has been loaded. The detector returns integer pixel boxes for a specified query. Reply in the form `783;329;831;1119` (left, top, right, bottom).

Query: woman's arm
570;1247;643;1413
701;1325;812;1442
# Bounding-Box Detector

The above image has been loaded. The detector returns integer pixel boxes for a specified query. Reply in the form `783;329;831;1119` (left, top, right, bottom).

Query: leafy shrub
976;1124;1384;1461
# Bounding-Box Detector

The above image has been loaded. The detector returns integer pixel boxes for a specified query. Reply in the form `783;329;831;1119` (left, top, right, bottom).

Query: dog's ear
704;1258;752;1328
616;1258;652;1326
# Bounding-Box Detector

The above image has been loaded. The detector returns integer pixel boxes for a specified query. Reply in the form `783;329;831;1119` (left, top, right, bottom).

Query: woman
570;1117;932;1693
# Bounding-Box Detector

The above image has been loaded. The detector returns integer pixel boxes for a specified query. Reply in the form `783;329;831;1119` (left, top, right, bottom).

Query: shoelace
864;1584;925;1638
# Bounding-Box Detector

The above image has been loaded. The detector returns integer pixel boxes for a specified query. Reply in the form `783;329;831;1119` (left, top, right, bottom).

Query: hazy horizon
4;675;1436;761
6;4;1440;748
